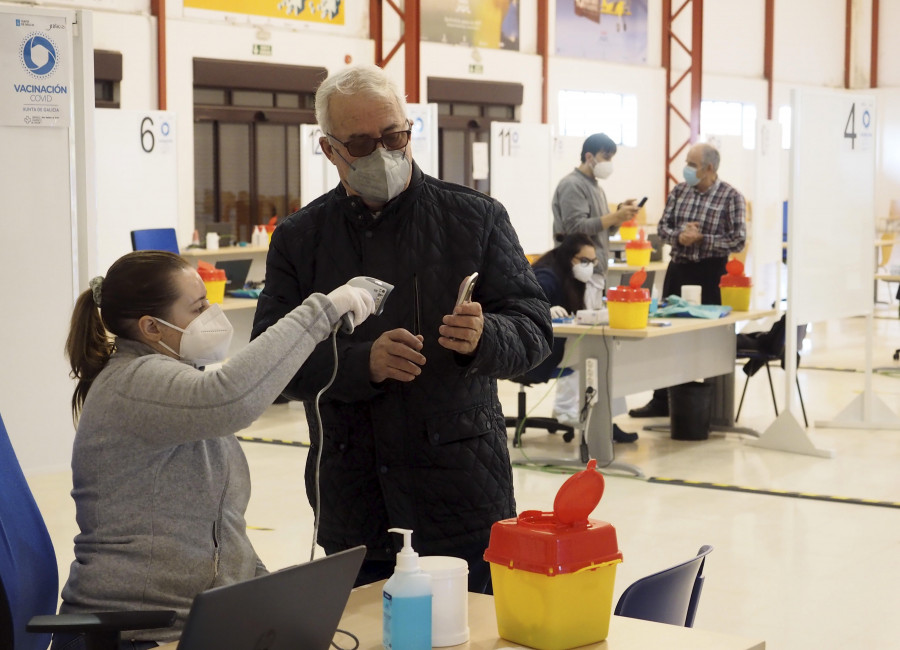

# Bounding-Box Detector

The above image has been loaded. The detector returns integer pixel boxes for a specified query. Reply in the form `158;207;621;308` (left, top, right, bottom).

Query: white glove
326;285;376;329
550;305;569;319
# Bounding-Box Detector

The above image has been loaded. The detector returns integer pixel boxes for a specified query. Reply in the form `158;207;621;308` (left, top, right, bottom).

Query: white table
336;580;766;650
553;310;774;475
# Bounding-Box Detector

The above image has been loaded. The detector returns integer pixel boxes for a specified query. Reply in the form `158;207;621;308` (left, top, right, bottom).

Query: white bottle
383;528;432;650
251;225;261;248
206;231;219;250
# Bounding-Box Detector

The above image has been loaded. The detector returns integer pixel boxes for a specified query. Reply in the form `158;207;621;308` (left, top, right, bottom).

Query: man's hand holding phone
440;273;484;356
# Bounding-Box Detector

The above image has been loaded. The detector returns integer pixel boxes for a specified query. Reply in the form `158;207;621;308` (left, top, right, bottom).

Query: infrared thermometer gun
340;276;394;334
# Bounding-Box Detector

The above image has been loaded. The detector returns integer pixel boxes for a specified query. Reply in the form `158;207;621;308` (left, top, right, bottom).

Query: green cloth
651;295;732;319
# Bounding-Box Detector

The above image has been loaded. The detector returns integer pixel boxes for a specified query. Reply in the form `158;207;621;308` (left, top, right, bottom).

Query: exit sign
252;44;272;56
468;63;483;74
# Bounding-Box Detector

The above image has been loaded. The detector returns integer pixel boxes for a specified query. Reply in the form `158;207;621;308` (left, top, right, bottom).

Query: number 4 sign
844;99;874;152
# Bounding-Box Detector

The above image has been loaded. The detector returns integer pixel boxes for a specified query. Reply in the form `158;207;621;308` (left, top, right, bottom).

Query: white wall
874;89;900;219
876;0;900;87
774;0;845;87
704;0;765;78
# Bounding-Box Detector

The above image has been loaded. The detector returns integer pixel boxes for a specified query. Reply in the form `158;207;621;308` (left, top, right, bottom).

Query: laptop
176;546;365;650
215;259;253;295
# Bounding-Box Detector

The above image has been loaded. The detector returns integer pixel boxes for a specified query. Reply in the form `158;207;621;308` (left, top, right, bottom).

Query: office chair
0;412;175;650
614;545;713;628
504;339;575;447
130;228;180;254
735;315;809;427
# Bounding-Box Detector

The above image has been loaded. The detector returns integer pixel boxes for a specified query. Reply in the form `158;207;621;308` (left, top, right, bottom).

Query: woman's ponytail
66;286;114;423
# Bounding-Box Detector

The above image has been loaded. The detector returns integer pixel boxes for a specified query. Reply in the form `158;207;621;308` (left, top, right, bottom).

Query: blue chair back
0;412;59;650
130;228;180;254
614;545;713;628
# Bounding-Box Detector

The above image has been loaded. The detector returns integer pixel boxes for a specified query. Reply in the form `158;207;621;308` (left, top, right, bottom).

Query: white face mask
155;304;234;367
592;160;613;179
343;146;411;204
572;262;595;283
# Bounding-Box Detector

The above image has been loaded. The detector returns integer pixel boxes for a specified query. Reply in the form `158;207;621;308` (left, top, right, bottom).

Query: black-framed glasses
327;126;412;158
576;256;599;265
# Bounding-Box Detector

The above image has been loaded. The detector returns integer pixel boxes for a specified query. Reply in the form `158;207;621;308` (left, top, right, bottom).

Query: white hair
315;64;408;135
698;143;721;172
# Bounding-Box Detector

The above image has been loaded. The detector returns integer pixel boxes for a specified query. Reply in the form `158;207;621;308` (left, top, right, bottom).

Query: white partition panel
407;103;438;178
751;88;888;456
0;6;89;473
299;124;339;208
788;89;875;323
750;120;784;310
489;122;553;255
94;109;178;273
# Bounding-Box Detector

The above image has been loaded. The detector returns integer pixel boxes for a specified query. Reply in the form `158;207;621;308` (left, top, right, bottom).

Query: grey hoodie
59;293;339;641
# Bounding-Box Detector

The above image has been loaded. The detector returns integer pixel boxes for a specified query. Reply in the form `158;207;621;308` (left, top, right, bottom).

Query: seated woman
54;251;375;650
531;234;637;443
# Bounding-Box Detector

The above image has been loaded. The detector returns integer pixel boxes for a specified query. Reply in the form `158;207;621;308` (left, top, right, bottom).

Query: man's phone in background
455;272;478;307
638;197;648;207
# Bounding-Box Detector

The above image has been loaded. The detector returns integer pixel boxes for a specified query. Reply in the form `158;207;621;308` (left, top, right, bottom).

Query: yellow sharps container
484;459;623;650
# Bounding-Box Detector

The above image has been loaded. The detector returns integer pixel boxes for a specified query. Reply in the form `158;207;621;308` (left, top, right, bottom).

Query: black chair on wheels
735;315;809;427
505;375;576;447
504;338;575;447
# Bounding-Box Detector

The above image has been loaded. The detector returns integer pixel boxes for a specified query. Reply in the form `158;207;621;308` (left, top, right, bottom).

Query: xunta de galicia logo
20;33;59;78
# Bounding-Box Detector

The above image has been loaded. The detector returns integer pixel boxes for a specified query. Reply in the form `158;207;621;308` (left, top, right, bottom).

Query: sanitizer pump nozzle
383;528;431;650
390;527;419;572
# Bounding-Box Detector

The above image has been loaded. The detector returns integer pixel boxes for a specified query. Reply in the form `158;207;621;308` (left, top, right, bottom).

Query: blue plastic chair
0;412;58;650
614;545;713;628
0;412;175;650
130;228;180;254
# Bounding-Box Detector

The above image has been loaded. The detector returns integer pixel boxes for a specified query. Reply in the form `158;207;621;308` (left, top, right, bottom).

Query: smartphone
455;272;478;307
648;320;671;327
637;196;648;208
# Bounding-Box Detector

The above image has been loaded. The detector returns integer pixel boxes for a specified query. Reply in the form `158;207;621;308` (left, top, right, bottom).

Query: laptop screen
176;546;365;650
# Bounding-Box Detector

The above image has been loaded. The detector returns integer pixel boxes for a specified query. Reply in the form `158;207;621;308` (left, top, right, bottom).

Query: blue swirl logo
21;34;58;77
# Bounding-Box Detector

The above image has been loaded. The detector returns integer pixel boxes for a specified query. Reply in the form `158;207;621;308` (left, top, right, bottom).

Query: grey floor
28;303;900;650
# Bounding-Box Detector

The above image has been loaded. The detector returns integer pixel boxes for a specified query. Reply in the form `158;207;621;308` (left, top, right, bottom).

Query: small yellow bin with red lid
624;228;652;267
619;218;638;241
607;268;651;329
484;459;622;650
719;258;752;311
197;261;226;304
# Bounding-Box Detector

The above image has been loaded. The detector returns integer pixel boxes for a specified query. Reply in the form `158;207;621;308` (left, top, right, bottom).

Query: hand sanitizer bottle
383;528;432;650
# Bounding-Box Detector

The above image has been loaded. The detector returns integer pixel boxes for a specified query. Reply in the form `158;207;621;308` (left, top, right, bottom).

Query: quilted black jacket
251;164;552;560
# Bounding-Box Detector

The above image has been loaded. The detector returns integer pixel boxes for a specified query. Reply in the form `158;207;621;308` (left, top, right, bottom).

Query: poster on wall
421;0;519;51
0;13;71;127
183;0;344;25
556;0;647;64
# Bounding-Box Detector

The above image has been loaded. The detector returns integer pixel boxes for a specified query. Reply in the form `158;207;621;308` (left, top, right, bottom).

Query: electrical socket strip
584;357;599;405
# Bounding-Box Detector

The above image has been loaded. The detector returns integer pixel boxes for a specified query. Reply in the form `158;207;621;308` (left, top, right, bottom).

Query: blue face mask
683;165;700;187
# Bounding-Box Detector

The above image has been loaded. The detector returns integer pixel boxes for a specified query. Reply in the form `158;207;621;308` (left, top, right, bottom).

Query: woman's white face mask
155;303;234;367
572;262;595;283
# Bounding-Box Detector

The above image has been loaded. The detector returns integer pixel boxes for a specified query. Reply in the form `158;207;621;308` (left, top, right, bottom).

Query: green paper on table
651;295;732;319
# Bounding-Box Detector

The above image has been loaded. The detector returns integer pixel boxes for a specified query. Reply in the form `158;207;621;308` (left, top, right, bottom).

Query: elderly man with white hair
629;142;747;419
251;65;552;593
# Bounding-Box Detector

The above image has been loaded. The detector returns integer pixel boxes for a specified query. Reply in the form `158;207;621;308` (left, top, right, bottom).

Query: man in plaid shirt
629;142;746;419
